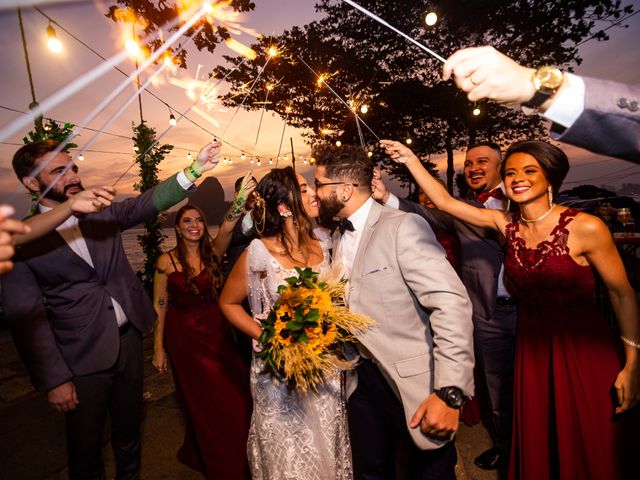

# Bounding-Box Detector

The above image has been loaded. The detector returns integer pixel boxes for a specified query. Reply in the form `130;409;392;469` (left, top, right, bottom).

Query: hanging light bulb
367;151;373;158
284;154;289;161
310;157;315;164
360;105;369;114
472;105;481;116
133;145;139;153
187;152;192;161
256;157;262;166
406;137;413;145
169;113;177;126
46;23;63;53
336;140;342;147
241;152;246;160
303;158;308;165
424;12;438;26
269;158;273;165
250;157;255;164
78;153;85;161
228;157;232;164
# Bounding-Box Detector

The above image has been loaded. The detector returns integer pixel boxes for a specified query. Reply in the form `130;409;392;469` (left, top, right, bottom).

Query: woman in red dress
152;175;255;479
381;138;639;480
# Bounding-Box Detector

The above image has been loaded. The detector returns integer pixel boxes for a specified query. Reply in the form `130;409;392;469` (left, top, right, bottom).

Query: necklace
520;204;556;223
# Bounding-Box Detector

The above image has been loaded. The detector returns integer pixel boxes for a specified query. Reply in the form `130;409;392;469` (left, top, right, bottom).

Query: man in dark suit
442;46;640;163
1;139;221;479
375;142;517;471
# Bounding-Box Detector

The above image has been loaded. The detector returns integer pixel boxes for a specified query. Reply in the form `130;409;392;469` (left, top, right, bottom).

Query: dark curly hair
251;167;316;263
312;143;374;194
173;204;223;297
501;140;569;201
12;139;61;181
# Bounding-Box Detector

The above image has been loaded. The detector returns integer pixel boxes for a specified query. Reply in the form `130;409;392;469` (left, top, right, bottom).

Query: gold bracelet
621;336;640;349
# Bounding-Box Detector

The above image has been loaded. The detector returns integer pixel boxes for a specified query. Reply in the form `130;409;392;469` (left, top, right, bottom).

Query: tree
132;121;173;297
215;0;633;193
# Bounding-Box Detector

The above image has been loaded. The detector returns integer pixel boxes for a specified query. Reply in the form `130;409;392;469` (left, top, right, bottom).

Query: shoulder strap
168;251;178;271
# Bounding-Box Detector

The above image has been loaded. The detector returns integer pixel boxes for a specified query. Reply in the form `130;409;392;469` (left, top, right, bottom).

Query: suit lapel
350;201;382;278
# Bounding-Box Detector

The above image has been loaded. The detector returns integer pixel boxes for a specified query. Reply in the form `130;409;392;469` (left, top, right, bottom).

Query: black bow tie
338;218;355;234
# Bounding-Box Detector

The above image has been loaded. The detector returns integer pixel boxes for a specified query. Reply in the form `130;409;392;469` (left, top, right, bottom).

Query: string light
187;152;192;161
406;137;412;145
336;140;342;147
360;104;369;114
367;151;373;157
241;152;246;160
310;157;315;164
269;158;273;165
133;145;139;152
424;12;438;26
78;153;85;161
46;22;63;53
168;104;177;126
256;157;262;166
303;157;308;164
472;105;481;116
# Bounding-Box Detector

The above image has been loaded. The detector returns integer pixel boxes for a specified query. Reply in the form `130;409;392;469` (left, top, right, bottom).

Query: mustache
63;182;84;194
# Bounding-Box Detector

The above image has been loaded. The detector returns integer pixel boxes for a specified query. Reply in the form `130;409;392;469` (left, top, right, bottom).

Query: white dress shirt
521;72;585;130
337;197;374;279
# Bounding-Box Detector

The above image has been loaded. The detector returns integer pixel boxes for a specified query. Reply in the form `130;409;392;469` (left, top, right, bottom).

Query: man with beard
375;142;517;471
1;139;222;479
313;144;474;480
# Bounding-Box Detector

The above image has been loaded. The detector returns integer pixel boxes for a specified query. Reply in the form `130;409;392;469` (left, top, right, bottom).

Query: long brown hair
251;167;317;264
173;205;223;297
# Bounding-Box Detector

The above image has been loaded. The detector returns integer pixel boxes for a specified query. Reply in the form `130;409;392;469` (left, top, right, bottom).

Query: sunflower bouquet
256;266;374;392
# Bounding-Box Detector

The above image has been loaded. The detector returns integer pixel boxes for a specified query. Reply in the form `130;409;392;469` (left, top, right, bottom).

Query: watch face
537;66;563;90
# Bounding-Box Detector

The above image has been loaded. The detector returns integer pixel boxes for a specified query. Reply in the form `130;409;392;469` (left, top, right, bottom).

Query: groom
314;144;474;479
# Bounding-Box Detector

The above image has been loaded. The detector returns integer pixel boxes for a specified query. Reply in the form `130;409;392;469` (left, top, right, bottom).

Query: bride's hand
615;364;639;413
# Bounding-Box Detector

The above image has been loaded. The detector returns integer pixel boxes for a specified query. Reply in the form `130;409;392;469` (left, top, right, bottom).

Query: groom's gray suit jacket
338;201;474;450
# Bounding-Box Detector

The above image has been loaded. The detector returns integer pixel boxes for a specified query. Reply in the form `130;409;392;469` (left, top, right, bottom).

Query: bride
219;166;352;480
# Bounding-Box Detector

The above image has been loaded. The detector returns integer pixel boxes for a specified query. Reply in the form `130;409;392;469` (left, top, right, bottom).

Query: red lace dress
164;255;251;479
504;208;634;480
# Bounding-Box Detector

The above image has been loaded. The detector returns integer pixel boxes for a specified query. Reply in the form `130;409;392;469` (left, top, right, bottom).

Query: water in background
122;226;220;272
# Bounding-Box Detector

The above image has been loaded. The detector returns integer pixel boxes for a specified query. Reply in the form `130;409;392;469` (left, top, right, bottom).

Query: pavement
0;328;501;480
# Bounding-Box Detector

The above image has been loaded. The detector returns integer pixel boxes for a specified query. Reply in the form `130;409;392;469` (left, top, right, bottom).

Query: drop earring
548;185;553;207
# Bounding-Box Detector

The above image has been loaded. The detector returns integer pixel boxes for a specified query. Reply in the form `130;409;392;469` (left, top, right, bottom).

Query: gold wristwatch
523;66;564;109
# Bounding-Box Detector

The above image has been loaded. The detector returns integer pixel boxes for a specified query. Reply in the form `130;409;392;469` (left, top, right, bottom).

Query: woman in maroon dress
381;139;639;480
152;177;255;479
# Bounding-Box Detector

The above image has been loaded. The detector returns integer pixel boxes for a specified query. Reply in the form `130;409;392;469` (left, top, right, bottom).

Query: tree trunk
445;123;454;195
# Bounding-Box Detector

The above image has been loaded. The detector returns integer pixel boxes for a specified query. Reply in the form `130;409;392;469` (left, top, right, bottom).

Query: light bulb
133;145;139;152
336;141;342;147
187;152;192;161
360;105;369;114
472;107;481;116
425;12;438;26
78;153;85;161
169;113;177;126
269;158;273;165
47;25;63;53
406;138;412;145
241;152;246;160
367;151;373;158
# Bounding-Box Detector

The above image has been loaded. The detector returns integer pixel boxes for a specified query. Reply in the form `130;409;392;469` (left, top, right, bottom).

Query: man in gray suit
376;142;518;471
313;144;474;480
1;139;221;479
442;46;640;163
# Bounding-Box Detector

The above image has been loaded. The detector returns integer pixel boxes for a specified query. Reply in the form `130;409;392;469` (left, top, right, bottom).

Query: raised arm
213;172;257;258
579;215;639;413
16;187;116;245
219;251;262;340
380;140;504;231
152;253;171;374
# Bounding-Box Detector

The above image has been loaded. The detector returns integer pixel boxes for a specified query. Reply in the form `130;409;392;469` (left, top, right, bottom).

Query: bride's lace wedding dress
245;234;353;480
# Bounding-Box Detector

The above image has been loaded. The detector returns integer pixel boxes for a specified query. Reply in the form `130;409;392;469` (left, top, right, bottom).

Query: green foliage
132;121;174;297
22;118;78;151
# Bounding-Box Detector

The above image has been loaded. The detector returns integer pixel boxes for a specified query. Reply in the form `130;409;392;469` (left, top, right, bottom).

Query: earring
279;210;293;218
505;198;511;213
547;185;553;207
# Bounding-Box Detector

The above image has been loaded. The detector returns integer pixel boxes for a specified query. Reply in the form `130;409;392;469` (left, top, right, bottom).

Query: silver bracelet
621;336;640;349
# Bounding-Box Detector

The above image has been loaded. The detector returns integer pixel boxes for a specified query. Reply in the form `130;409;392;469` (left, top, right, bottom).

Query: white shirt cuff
542;73;585;129
385;192;400;209
176;170;194;190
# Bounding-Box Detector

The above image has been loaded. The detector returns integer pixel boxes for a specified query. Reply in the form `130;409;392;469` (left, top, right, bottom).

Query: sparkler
341;0;446;63
297;55;380;143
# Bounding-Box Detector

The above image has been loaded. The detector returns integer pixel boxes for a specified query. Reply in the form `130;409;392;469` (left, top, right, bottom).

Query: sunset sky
1;0;639;217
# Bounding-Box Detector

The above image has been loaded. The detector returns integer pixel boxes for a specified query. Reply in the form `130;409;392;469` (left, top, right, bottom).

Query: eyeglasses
313;180;360;189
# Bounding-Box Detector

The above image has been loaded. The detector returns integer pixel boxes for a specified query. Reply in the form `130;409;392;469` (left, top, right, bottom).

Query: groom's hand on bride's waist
409;393;459;440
